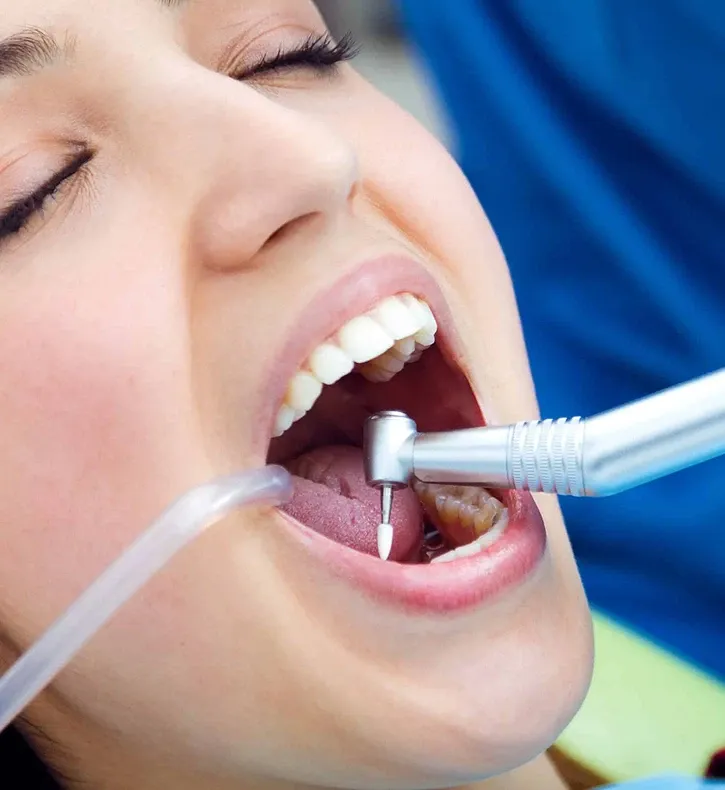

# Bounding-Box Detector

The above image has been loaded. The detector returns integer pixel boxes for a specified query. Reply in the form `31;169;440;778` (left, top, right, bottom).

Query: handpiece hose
364;367;725;496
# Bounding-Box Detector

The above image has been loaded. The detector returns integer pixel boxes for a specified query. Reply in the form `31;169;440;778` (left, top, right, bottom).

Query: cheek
0;245;201;641
339;80;538;421
339;77;501;263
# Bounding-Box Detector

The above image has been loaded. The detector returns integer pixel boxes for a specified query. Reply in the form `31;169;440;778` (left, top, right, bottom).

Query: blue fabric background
609;781;725;789
401;0;725;679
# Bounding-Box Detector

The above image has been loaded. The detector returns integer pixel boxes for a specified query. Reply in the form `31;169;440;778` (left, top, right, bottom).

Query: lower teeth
429;512;509;563
414;481;509;564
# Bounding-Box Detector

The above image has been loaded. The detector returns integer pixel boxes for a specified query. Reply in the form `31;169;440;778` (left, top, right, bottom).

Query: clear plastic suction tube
0;465;292;733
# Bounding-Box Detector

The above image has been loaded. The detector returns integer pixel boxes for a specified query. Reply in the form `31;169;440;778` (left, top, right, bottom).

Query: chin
211;253;595;789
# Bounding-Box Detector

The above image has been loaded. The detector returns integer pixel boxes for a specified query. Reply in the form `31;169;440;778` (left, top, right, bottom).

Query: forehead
0;0;176;26
0;0;323;51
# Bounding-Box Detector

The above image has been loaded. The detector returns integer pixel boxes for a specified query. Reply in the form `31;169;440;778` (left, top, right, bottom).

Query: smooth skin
0;1;592;788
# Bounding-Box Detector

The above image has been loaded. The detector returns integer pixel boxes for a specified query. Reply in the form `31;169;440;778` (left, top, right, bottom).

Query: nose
186;80;359;270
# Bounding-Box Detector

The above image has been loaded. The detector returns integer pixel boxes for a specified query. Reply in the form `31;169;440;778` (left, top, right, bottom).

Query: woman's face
0;1;592;787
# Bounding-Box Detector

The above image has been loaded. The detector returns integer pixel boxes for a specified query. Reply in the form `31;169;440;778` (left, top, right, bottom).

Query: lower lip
277;490;547;613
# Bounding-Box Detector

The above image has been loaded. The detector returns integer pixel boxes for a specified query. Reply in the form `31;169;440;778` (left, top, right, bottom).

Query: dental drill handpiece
364;367;725;556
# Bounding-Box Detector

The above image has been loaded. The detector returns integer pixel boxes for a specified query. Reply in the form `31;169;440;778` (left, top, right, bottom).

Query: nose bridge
175;74;360;267
255;98;359;205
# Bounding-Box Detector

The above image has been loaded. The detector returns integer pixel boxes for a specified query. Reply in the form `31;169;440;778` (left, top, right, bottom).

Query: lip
275;490;547;613
257;255;465;457
263;253;545;612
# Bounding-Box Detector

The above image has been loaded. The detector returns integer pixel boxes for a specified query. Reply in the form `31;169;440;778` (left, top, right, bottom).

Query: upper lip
251;254;550;611
255;254;470;458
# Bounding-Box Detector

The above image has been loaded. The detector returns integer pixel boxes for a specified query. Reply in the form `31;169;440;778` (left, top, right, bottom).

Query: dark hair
0;725;63;789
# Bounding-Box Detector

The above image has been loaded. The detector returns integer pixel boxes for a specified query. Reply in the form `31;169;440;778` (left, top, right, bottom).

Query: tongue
282;446;423;561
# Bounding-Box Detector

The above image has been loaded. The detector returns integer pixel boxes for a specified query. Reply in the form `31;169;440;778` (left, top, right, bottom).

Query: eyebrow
0;27;68;79
0;1;188;80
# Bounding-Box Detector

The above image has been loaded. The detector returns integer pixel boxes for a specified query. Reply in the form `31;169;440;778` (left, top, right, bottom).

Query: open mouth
267;292;510;565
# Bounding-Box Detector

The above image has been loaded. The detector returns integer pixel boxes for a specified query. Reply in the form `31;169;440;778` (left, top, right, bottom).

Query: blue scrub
609;782;724;790
400;0;725;678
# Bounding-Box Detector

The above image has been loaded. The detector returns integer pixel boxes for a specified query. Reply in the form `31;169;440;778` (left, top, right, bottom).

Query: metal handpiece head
364;411;418;561
363;411;418;488
376;484;394;561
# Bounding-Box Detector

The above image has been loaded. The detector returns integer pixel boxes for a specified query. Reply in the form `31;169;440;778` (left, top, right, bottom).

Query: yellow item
555;612;725;786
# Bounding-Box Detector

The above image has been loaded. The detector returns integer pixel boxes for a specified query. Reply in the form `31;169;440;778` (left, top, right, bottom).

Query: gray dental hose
364;367;725;527
0;466;292;733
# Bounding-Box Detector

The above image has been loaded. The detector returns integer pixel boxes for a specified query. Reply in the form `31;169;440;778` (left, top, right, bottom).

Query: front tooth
286;371;323;412
431;541;482;564
359;348;407;383
337;316;394;363
360;368;396;383
273;405;297;437
419;300;438;334
272;295;437;441
401;294;431;327
395;296;436;347
414;330;436;348
457;539;488;559
308;343;354;385
371;296;424;340
389;336;416;360
370;350;407;375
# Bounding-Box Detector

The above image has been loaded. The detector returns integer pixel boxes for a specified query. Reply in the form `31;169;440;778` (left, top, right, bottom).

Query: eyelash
231;31;360;80
0;150;93;241
0;33;358;243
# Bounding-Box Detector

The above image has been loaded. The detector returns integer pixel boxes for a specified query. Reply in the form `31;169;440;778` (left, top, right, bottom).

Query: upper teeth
273;294;437;437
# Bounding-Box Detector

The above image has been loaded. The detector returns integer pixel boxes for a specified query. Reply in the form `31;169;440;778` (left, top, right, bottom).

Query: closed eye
0;149;93;242
230;32;359;81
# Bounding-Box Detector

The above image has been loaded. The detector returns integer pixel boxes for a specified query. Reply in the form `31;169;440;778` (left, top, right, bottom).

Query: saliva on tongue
282;446;424;562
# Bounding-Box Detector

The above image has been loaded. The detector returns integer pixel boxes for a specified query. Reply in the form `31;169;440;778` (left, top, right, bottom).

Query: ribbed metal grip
509;417;586;495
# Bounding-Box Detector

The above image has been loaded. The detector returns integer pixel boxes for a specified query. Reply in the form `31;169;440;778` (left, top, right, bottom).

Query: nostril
263;224;287;249
262;212;318;251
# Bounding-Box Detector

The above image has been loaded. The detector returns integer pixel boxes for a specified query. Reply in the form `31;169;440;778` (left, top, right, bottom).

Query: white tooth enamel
431;512;509;564
401;294;431;328
273;405;297;437
419;300;438;334
308;344;354;385
360;368;393;383
476;511;509;548
337;316;395;363
358;346;407;382
372;350;407;375
435;539;484;564
414;330;436;348
390;336;416;360
286;371;323;413
274;294;438;440
371;296;424;340
431;541;479;564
